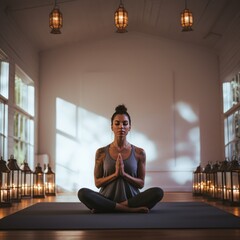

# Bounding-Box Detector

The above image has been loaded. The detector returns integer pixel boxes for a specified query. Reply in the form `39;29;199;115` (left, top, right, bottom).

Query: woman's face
111;114;131;137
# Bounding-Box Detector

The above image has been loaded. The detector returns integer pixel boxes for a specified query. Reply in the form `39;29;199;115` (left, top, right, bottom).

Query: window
0;100;8;160
14;65;34;166
0;49;9;159
223;72;240;159
15;66;34;116
0;49;9;99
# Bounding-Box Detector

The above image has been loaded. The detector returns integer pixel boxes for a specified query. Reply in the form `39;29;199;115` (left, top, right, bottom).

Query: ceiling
3;0;240;52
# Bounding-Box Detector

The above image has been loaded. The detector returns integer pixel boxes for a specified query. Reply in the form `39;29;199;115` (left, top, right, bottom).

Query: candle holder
20;161;33;198
33;163;45;198
7;155;21;202
0;157;11;207
44;164;56;196
224;157;240;205
209;162;220;199
231;168;240;205
202;162;212;197
192;165;203;196
217;158;230;201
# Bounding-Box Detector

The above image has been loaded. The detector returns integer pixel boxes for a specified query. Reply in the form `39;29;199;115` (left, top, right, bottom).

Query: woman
78;104;164;213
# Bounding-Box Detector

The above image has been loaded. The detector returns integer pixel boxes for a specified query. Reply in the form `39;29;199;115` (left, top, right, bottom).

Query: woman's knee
152;187;164;201
78;188;90;202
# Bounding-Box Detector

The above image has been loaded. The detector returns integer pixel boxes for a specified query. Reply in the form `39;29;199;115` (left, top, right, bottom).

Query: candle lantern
20;161;33;198
33;163;45;198
209;162;220;199
0;157;11;207
192;165;203;196
231;167;240;205
44;164;56;196
224;157;240;205
202;162;212;197
7;155;21;202
217;158;230;201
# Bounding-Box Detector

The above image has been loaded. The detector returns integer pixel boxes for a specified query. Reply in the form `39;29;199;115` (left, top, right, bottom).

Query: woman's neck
112;138;130;152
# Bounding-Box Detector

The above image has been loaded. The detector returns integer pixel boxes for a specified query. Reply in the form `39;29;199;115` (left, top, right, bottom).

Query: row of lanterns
193;156;240;205
0;155;56;208
50;0;193;34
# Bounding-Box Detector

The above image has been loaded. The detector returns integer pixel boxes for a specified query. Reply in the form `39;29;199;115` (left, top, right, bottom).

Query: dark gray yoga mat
0;202;239;230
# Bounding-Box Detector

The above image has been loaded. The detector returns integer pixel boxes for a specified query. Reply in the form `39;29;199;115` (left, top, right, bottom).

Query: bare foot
116;203;149;213
91;206;149;213
128;206;149;213
91;209;96;213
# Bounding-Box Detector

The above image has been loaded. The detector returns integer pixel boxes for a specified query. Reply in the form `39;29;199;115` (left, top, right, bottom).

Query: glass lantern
20;161;33;198
192;165;203;196
114;0;128;33
231;168;240;205
224;157;240;205
7;155;21;202
217;158;230;201
44;164;56;196
202;162;212;197
0;157;11;207
209;162;220;199
33;163;45;198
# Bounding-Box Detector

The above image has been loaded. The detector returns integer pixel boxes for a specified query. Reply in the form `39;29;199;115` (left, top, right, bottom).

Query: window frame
14;65;35;166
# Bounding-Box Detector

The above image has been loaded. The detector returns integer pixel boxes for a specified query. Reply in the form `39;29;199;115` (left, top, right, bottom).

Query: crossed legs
78;187;164;213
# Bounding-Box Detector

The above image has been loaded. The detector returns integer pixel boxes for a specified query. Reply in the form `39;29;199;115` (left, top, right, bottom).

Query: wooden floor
0;192;239;240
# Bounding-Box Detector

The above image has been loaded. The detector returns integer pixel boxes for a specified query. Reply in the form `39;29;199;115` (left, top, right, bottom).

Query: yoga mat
0;202;239;230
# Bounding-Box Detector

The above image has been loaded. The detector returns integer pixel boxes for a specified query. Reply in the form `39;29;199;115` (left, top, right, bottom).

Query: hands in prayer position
115;153;125;177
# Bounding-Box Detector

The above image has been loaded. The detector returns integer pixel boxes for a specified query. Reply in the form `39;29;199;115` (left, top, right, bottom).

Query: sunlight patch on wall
167;102;200;185
166;158;195;185
56;98;77;137
175;102;198;123
55;97;201;191
128;131;157;162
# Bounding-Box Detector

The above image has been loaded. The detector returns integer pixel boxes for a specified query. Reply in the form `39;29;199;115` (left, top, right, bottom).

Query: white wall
218;10;240;83
0;3;39;165
39;32;222;192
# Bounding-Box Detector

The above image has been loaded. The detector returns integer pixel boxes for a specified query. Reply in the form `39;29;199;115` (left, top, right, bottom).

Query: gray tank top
99;144;140;203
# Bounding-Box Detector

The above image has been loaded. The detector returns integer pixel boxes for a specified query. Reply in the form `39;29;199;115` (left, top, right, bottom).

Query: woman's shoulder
97;145;107;151
132;145;146;158
95;145;108;159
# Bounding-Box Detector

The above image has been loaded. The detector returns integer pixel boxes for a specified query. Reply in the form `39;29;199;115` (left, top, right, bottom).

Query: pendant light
49;0;63;34
181;0;194;32
114;0;128;33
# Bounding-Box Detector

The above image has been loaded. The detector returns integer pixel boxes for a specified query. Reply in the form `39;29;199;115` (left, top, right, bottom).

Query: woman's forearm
122;173;145;189
94;172;118;188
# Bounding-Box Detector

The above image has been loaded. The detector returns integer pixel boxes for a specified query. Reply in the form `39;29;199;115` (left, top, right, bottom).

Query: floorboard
0;192;239;240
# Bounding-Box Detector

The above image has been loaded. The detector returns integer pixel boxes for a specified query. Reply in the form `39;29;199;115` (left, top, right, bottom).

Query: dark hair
111;104;131;125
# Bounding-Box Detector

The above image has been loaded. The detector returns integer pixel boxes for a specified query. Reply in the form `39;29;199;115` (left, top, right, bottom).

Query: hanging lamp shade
181;1;193;32
115;0;128;33
49;2;63;34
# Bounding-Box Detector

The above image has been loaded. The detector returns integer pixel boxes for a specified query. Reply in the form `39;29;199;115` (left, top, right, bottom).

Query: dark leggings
78;187;164;212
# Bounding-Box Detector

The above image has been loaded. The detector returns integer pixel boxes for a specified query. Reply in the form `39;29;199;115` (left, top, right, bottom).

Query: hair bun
115;104;127;113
